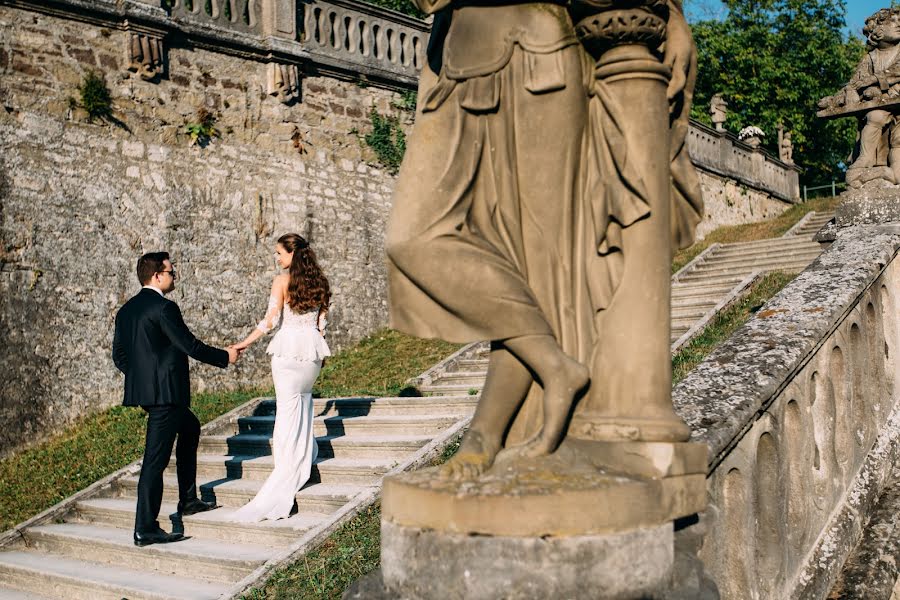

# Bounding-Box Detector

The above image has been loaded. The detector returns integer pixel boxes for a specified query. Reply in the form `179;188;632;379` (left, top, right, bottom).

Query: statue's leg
440;344;532;479
493;334;589;460
852;109;892;169
888;115;900;184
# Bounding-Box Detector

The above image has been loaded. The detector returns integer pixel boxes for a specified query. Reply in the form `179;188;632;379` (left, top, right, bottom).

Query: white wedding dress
231;297;331;522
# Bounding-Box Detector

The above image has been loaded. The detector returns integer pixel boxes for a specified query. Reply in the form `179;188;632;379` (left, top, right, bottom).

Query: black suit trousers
135;405;201;533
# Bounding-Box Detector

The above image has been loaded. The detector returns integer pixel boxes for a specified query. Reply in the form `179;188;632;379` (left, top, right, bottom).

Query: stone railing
674;226;900;598
688;121;801;202
6;0;427;88
169;0;261;34
299;0;426;75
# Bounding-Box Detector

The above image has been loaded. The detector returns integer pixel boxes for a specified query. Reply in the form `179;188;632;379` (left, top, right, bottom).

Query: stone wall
673;226;900;598
694;169;790;240
0;2;409;457
688;121;802;240
0;0;804;457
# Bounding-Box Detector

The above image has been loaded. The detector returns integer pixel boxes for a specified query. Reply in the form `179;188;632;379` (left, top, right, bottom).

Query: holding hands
226;345;246;365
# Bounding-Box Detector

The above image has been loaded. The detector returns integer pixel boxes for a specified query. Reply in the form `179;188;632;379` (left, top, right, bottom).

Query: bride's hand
230;342;249;352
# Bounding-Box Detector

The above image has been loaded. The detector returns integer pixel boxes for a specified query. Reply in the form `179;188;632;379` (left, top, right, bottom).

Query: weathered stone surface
674;225;900;463
836;186;900;227
378;520;673;600
673;224;900;598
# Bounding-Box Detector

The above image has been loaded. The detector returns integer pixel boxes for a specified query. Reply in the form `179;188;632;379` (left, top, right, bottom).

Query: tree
690;0;866;184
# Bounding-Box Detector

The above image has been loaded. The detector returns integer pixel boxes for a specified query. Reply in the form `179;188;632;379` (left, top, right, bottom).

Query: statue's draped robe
386;0;702;445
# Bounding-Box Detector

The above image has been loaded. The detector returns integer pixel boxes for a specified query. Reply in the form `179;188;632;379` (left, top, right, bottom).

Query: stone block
836;186;900;227
377;520;673;600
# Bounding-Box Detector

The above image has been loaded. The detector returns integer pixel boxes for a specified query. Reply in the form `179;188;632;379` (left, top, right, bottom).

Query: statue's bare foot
439;430;500;480
496;355;589;462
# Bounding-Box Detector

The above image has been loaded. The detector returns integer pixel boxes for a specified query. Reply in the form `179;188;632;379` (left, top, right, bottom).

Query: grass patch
247;272;795;599
672;196;840;273
0;389;262;532
313;329;461;398
672;270;795;384
0;330;460;533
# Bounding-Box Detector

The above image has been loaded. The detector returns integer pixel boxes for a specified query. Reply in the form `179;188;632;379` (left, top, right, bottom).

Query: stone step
713;236;821;251
671;307;712;321
456;358;489;370
428;371;488;386
671;295;722;310
674;273;748;286
171;454;395;485
672;317;699;331
702;247;820;267
419;382;483;395
117;475;366;513
24;523;272;584
236;414;458;437
0;550;230;600
672;280;743;296
75;497;324;547
251;395;479;417
198;433;432;459
677;260;807;281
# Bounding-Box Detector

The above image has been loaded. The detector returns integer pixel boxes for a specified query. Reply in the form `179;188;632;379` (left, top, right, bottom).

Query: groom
113;251;239;547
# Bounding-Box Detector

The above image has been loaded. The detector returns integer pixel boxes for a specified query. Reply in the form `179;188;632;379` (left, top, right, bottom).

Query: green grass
0;329;461;533
313;329;461;398
672;196;840;274
244;273;796;600
672;271;795;384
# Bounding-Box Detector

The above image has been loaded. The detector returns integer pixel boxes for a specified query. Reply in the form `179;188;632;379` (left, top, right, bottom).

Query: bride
230;233;331;522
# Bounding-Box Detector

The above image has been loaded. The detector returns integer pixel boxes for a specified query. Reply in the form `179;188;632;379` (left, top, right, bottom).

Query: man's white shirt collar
142;285;165;297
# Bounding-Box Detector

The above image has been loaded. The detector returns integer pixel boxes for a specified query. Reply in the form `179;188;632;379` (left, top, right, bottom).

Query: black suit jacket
112;288;229;407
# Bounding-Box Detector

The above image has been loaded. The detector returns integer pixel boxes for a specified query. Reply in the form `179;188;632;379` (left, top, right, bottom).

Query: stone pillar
261;0;297;39
569;4;689;445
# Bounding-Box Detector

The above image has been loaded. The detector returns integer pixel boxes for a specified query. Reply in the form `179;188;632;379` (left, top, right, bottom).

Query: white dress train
231;298;330;523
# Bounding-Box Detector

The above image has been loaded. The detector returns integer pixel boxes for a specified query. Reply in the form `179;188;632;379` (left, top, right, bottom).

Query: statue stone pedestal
372;442;706;599
835;185;900;227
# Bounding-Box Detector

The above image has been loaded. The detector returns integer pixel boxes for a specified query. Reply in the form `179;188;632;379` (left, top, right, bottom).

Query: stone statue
378;0;709;596
778;125;794;164
818;8;900;187
710;92;728;132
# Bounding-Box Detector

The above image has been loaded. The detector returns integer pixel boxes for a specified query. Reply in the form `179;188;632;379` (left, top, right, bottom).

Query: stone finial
266;62;300;104
126;31;165;81
710;93;727;132
738;125;765;148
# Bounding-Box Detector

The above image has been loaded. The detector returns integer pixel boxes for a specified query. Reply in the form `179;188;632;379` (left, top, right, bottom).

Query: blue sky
684;1;892;35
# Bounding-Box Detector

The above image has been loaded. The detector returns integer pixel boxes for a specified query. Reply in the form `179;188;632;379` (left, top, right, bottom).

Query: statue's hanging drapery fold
386;0;703;474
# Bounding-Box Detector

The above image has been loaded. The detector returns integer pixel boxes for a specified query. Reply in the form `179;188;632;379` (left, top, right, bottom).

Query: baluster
328;10;338;49
345;15;358;53
316;7;328;45
373;23;385;60
401;31;413;67
387;27;397;64
412;35;423;69
359;19;370;57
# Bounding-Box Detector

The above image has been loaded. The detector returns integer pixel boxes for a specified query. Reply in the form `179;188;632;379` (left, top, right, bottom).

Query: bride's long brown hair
278;233;331;313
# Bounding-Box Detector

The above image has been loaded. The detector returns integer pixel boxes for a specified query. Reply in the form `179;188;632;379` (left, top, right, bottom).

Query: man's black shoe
178;497;217;516
134;528;184;547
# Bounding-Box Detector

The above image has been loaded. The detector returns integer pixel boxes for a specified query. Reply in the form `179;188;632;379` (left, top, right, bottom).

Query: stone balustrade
9;0;427;88
674;226;900;598
688;120;801;203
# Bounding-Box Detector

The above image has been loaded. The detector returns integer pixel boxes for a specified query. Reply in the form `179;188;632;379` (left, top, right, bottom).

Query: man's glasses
158;270;177;279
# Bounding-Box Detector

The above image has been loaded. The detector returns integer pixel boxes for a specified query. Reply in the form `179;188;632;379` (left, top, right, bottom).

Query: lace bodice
255;293;331;362
256;296;327;334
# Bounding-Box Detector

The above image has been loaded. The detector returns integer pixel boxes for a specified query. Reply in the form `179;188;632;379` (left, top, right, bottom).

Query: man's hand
227;346;240;365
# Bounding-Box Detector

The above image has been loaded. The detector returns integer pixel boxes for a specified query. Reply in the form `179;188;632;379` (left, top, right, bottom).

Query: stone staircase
0;395;477;599
0;210;836;599
417;211;835;395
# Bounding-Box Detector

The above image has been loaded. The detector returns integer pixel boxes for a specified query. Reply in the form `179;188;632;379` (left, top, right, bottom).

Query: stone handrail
5;0;426;88
673;226;900;598
687;120;801;202
299;0;426;76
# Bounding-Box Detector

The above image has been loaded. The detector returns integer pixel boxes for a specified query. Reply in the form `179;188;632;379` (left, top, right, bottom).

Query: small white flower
738;126;766;140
